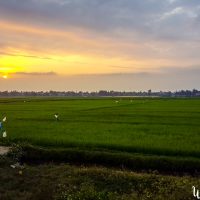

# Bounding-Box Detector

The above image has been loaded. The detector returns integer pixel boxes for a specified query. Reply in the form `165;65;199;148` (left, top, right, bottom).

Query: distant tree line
0;89;200;97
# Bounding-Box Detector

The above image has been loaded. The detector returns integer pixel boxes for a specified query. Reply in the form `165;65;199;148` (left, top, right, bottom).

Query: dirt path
0;146;10;155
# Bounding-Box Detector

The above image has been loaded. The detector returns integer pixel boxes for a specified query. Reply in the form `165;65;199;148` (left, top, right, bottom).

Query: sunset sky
0;0;200;91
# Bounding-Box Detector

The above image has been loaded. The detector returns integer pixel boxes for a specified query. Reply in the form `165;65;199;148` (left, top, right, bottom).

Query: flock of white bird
0;100;135;139
0;113;60;139
0;116;7;138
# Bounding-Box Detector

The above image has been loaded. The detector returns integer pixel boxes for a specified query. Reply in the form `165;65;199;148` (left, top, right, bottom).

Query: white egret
2;131;7;138
54;114;59;121
2;117;6;122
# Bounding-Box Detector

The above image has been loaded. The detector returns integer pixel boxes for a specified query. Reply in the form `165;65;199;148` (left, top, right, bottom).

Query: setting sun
2;75;8;79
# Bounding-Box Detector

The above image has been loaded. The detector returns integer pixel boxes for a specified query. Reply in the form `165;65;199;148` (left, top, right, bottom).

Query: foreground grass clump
0;156;199;200
17;145;200;174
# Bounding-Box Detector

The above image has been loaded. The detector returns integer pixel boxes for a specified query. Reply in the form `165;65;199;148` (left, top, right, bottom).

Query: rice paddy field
0;97;200;157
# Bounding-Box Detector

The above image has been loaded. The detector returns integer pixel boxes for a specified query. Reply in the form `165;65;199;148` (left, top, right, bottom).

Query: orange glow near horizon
0;52;158;76
0;20;179;77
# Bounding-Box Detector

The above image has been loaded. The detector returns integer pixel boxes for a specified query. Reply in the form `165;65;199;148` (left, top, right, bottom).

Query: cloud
0;1;189;33
167;0;178;4
0;51;53;60
0;0;200;76
0;0;199;43
159;6;198;21
160;7;184;20
11;71;57;76
1;66;199;91
77;66;200;76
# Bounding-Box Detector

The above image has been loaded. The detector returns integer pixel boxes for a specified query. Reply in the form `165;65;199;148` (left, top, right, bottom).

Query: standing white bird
2;131;7;138
2;117;6;122
54;114;59;121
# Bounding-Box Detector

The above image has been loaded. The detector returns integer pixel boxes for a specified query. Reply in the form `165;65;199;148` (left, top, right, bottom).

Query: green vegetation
0;97;200;172
0;97;200;199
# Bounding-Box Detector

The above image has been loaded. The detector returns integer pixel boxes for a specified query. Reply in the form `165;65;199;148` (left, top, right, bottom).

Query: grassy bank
12;144;199;174
0;155;199;200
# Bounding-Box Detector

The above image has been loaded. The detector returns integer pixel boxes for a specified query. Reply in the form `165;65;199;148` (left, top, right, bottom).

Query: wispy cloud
159;6;198;21
12;71;57;76
160;7;184;20
1;66;199;91
0;51;53;60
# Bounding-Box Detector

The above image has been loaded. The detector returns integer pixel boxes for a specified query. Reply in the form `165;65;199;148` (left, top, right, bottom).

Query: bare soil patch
0;146;10;155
